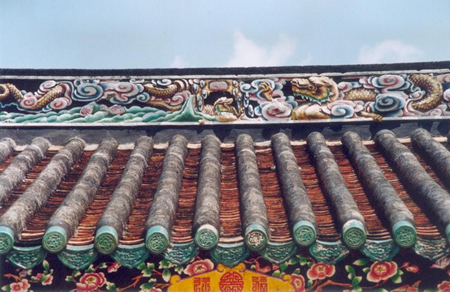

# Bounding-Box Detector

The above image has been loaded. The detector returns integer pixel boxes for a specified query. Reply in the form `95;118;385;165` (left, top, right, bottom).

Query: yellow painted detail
168;263;294;292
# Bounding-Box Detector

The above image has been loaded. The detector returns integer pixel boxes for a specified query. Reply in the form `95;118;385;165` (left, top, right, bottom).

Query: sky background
1;0;450;69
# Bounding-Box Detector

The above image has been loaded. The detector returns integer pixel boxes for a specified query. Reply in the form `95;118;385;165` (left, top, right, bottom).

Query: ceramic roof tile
0;129;449;267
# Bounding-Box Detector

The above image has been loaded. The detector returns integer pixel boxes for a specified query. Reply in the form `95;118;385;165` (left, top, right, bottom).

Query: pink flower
107;262;121;273
392;281;420;292
76;272;107;292
35;273;53;285
10;279;31;292
438;281;450;292
401;262;410;268
183;259;214;276
290;274;305;292
367;261;398;283
18;270;31;278
306;263;335;280
80;105;94;116
431;256;450;270
406;265;419;273
107;105;126;115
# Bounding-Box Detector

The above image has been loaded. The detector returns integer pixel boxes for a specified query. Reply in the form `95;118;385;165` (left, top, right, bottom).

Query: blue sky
1;0;449;69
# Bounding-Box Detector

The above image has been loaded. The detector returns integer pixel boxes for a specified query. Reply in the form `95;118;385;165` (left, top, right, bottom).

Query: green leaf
40;274;51;283
143;264;155;275
375;289;389;292
352;276;362;287
43;260;50;271
391;275;402;284
98;262;107;269
293;268;301;275
72;270;81;277
307;280;313;288
299;257;307;266
280;263;289;272
159;259;174;269
307;261;313;267
353;286;362;292
137;262;146;270
289;258;299;265
353;258;369;266
346;265;355;280
1;285;10;292
345;265;356;274
85;264;95;273
174;265;183;275
106;282;117;291
142;268;153;277
140;283;155;290
272;270;281;278
65;276;75;282
162;268;171;282
398;270;404;276
250;265;256;270
362;267;370;274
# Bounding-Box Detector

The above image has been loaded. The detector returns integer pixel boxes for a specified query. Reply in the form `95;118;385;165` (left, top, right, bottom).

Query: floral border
2;251;449;291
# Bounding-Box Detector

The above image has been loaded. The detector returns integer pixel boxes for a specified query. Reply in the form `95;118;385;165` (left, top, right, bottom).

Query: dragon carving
142;79;190;111
0;83;66;110
290;74;443;120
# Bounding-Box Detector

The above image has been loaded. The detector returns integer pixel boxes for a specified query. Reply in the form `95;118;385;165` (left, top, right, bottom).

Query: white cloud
170;56;188;68
358;40;423;64
226;31;297;67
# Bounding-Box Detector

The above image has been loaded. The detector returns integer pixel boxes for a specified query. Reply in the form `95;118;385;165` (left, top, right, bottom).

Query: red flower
76;272;107;291
107;262;121;273
367;261;397;283
392;280;421;292
306;263;335;280
10;279;30;292
406;265;419;273
35;273;53;285
438;281;450;292
290;274;305;292
183;259;214;276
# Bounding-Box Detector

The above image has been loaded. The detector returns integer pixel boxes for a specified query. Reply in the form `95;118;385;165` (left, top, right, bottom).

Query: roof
0;128;448;270
1;61;450;128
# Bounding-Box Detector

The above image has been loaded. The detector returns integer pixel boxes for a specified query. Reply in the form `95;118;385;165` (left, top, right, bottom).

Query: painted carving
0;72;449;124
2;251;448;291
